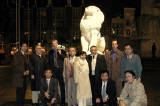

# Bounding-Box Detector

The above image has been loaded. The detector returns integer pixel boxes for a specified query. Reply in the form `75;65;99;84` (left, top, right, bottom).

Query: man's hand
119;100;125;106
51;98;56;104
31;75;35;79
25;70;29;75
24;71;27;75
103;96;108;102
45;92;50;99
58;49;61;54
96;98;101;103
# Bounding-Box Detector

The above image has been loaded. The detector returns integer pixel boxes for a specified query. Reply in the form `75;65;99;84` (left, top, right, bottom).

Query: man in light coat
119;70;147;106
63;47;78;106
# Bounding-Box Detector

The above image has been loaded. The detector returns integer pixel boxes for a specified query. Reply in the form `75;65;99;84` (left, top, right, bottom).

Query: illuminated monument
80;6;106;54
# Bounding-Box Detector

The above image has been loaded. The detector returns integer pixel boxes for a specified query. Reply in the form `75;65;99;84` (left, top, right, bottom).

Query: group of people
12;39;147;106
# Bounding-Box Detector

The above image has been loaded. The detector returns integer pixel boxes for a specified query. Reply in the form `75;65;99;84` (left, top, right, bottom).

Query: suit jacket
63;56;79;81
87;54;107;80
40;77;58;99
29;53;48;90
121;54;142;81
95;79;117;106
104;49;123;79
104;49;123;96
63;56;79;104
48;49;66;73
12;51;28;88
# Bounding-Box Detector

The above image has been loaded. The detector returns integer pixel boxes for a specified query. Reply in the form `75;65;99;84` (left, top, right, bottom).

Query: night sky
0;0;141;18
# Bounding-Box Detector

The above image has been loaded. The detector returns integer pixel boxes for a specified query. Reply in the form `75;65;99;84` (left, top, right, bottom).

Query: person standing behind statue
87;46;107;106
121;43;142;84
29;44;48;106
12;42;29;106
104;40;123;97
48;39;66;106
63;47;78;106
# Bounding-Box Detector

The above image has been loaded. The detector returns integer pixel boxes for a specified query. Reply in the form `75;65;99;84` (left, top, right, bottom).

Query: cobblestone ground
0;66;160;106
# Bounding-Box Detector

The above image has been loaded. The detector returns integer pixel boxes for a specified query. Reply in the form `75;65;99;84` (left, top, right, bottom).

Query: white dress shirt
46;78;51;93
102;81;107;91
101;81;108;98
69;56;75;64
21;50;25;55
91;54;97;75
36;53;42;58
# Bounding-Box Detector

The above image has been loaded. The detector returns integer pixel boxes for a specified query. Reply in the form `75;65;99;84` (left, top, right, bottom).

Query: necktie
70;63;73;77
54;50;58;67
112;51;117;63
101;82;106;99
92;55;95;59
91;55;96;75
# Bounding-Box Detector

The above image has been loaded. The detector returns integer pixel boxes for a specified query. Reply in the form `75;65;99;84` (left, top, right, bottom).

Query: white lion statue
80;5;106;54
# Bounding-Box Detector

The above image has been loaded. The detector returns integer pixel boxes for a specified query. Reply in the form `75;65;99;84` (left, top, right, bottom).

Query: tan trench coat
120;79;147;106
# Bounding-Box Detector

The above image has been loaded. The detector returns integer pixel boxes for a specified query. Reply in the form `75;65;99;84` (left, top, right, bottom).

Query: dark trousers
96;102;109;106
90;75;96;106
96;99;117;106
53;69;65;105
16;80;26;106
122;81;126;87
41;97;57;106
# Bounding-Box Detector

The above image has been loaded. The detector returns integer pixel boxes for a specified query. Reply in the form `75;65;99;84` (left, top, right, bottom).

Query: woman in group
74;51;92;106
119;70;147;106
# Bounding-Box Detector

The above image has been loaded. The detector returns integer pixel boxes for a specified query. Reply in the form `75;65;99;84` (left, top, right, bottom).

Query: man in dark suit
95;71;117;106
29;44;48;106
48;40;66;105
12;42;29;106
86;46;107;106
40;69;58;106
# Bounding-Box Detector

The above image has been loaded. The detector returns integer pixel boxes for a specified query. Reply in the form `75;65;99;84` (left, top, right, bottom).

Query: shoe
35;103;39;106
32;103;36;106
